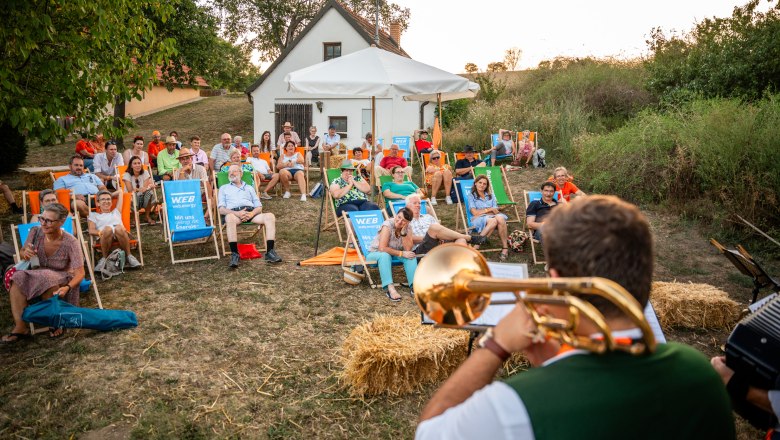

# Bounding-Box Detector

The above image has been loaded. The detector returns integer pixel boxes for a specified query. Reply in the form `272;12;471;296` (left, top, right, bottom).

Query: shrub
0;122;28;173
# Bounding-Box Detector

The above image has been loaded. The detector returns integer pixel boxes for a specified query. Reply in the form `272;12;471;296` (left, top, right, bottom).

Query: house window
324;43;341;61
329;116;347;138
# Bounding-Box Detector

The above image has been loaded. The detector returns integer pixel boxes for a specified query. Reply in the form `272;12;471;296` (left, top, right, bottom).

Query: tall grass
574;94;780;229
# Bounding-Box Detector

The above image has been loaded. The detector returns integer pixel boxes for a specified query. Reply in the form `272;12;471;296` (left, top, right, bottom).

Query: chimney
389;21;401;46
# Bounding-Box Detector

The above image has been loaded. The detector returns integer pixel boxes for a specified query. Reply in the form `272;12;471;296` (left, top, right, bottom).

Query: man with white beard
217;165;282;267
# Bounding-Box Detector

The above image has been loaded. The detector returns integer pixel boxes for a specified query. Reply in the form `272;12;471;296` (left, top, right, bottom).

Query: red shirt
380;155;408;170
147;140;165;159
415;139;433;153
75;139;95;158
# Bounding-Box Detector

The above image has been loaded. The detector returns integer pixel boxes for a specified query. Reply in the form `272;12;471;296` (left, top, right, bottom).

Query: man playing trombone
415;195;735;439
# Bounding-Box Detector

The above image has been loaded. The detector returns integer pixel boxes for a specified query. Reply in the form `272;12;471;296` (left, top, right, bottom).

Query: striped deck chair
161;180;220;264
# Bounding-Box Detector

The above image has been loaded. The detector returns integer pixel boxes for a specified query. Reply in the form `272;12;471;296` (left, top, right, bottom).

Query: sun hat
339;160;356;170
178;148;194;158
282;121;294;129
165;136;177;144
343;266;365;285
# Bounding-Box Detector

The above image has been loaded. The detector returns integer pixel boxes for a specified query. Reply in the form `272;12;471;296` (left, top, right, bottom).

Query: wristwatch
477;328;510;362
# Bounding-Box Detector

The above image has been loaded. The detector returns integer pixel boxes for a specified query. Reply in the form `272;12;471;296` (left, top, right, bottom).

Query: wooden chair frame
78;191;144;269
454;179;501;253
473;166;522;225
341;210;398;289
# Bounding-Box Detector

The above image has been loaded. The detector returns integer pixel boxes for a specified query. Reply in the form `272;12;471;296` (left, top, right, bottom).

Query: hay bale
651;281;741;331
328;154;346;170
340;315;468;396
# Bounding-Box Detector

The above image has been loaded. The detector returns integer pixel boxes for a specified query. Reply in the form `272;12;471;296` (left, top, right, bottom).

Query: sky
386;0;765;72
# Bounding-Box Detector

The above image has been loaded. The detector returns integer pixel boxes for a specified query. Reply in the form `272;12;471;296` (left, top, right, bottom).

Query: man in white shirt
210;133;233;172
415;195;735;440
247;144;280;199
93;140;124;190
405;194;485;255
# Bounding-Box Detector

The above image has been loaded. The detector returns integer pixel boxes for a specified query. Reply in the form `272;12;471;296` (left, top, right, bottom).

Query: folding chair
50;170;71;184
322;168;347;242
345;150;373;184
295;146;310;193
711;239;780;304
389;199;438;221
116;164;160;226
213;170;266;257
22;189;72;223
392;136;413;165
454;152;483;162
474;166;521;224
342;210;409;289
160;180;220;264
523;190;559;265
377;174;414;210
486;133;514;166
78;192;144;269
454;179;501;252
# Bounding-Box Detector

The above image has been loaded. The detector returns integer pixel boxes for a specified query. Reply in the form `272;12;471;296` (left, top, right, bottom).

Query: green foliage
474;73;507;105
0;122;27;174
573;94;780;230
645;0;780;101
437;99;470;129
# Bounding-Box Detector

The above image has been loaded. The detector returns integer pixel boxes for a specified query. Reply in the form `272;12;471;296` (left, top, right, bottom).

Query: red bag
237;244;262;260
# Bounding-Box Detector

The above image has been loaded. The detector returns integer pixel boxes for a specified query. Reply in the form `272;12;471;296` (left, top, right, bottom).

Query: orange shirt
555;181;580;202
147;140;165;159
75;139;95;158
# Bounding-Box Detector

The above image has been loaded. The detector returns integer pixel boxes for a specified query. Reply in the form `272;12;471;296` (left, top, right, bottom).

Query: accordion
725;293;780;389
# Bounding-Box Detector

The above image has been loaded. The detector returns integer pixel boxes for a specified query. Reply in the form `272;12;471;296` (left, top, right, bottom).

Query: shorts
260;173;273;181
287;168;302;177
413;233;440;255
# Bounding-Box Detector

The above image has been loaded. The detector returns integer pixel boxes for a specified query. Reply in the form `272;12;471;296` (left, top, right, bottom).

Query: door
361;108;372;140
274;103;313;144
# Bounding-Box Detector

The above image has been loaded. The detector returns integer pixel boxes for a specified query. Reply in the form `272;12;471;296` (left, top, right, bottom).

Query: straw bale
651;281;741;331
24;172;53;191
329;154;346;170
340;315;468;396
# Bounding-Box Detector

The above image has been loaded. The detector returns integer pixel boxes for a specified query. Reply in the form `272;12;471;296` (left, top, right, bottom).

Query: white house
245;0;435;146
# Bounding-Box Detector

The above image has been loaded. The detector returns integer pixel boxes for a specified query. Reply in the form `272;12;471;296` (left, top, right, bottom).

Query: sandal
499;248;509;261
385;289;402;303
1;332;31;344
49;327;66;339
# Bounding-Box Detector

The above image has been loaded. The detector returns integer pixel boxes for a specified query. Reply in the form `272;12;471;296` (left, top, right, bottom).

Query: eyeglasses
98;198;112;203
430;156;440;160
39;217;60;225
393;171;405;175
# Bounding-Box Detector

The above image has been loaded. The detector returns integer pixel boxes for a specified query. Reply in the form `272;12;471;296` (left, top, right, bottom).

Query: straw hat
178;148;194;159
282;121;294;129
343;266;365;285
165;136;177;144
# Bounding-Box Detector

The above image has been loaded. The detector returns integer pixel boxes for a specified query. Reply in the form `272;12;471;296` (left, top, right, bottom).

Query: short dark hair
542;196;653;318
38;189;56;203
190;135;200;141
540;181;556;191
352;147;362;154
70;155;84;165
133;135;144;143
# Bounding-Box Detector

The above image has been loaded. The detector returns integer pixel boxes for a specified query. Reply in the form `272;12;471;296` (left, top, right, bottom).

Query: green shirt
381;181;419;208
157;149;180;175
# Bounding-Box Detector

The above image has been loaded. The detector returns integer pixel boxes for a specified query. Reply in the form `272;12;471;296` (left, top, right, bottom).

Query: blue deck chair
454;179;501;252
161;180;220;264
341;210;405;288
524;190;559;265
388;199;437;221
487;133;514;166
392;136;413;164
213;170;265;257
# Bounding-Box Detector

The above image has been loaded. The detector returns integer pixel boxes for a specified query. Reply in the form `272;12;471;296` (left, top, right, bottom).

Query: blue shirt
468;191;498;211
218;182;261;210
53;173;104;195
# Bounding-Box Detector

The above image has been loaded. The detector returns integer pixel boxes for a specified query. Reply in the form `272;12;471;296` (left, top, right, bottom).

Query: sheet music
644;302;666;344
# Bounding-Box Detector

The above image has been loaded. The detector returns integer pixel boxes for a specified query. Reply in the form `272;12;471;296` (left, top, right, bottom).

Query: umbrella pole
438;93;443;149
371;96;377;198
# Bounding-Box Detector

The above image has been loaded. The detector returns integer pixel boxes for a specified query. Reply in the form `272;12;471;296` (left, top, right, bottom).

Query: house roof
245;0;408;95
156;65;209;88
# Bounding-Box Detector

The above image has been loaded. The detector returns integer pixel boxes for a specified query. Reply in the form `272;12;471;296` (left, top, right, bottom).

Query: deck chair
213;170;266;257
711;239;780;304
419;152;453;192
294;147;310;193
486;133;514;166
377;174;414;210
454;152;483;162
474;166;521;224
50;170;71;183
22;189;73;223
342;209;408;289
160;180;220;264
392;136;413;165
116;164;160;226
389;199;438;221
79;192;144;269
454;179;501;252
322;168;347;242
523;190;559;265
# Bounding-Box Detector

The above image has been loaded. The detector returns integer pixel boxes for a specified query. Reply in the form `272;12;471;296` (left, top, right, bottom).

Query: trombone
414;244;656;355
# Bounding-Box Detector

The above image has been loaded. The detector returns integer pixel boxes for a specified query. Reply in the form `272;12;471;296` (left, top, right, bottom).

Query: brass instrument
414;244;656;354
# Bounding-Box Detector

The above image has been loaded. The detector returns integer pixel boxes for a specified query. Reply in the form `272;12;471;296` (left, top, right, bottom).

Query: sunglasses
431;156;440;160
135;179;141;189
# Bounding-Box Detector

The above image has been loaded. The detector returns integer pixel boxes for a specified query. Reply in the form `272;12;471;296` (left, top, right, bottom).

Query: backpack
97;249;125;280
533;148;546;168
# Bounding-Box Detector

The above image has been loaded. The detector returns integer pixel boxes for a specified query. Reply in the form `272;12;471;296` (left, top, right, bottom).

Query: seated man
406;194;485;255
210;133;234;172
30;189;59;223
87;190;141;269
454;145;485;180
275;121;301;149
551;166;587;202
247;144;280;200
217;165;282;268
415;129;434;154
75;132;96;172
53;155;107;218
93;140;124;191
350;147;371;180
525;181;558;243
375;144;413;185
321;124;341;160
156;136;181;181
189;136;209;168
329;161;380;217
416;195;735;440
483;129;514;165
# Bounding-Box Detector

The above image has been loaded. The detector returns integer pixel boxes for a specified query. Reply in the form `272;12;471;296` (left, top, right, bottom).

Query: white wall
251;8;435;144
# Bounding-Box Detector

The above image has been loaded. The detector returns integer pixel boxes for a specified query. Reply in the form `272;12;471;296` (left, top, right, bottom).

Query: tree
0;0;176;170
487;62;507;72
503;47;522;71
464;63;479;74
216;0;411;63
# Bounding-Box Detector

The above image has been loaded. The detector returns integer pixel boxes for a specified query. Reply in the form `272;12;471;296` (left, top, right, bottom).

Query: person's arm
376;227;396;255
527;215;543;230
354;176;371;194
330;182;350;200
87;218;100;237
53;177;65;190
711;356;774;413
401;228;414;252
383;188;403;200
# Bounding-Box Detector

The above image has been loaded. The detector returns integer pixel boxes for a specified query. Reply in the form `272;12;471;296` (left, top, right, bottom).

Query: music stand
711;239;780;304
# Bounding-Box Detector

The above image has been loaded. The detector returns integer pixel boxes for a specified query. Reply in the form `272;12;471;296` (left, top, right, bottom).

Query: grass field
0;96;770;438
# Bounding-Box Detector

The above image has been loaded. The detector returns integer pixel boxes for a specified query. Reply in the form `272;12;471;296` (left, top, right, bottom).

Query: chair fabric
342;210;403;288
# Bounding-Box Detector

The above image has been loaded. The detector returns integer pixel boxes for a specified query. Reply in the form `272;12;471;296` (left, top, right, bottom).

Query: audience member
156;136;181;181
123;136;150;166
210;133;233;172
75;132;97;172
89;133;106;154
425;151;453;205
277;141;307;201
551;167;586;202
454;145;485;180
173;148;212;222
350;147;371;180
305;126;320;166
29;189;58;223
123;156;158;225
87;190;141;269
259;130;275;157
188;136;209;168
526;181;558;244
376;144;413;184
169;131;182;149
147;130;165;168
361;133;381;161
220;148;253;173
53;155;107;218
329;161;380;217
247;145;280;200
406;194;485;255
414;129;434;154
484;129;514;165
468;175;509;260
516;130;536;167
382;165;423;209
276;122;300;149
1;203;84;343
93;140;124;191
366;207;417;302
233;135;249;159
0;180;21;214
322;124;341;159
217;165;282;268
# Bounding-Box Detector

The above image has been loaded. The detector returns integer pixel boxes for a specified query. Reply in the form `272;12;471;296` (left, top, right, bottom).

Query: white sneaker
126;254;141;268
445;196;453;205
283;191;291;199
300;194;307;202
260;192;272;200
430;197;438;206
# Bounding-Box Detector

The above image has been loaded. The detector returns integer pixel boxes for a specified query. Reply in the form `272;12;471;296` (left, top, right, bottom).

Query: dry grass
0;96;769;439
651;281;741;331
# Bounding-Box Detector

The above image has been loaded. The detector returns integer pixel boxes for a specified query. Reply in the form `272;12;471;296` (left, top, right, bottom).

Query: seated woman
484;129;514;165
87;190;141;269
361;133;382;162
468;175;509;260
381;165;424;210
425;151;453;206
366;207;417;302
2;203;84;342
259;131;276;159
30;189;59;223
277;141;307;202
330;160;380;217
305;126;320;166
220;148;254;173
350;147;371;180
516;130;536;167
551;166;586;202
123;155;158;224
